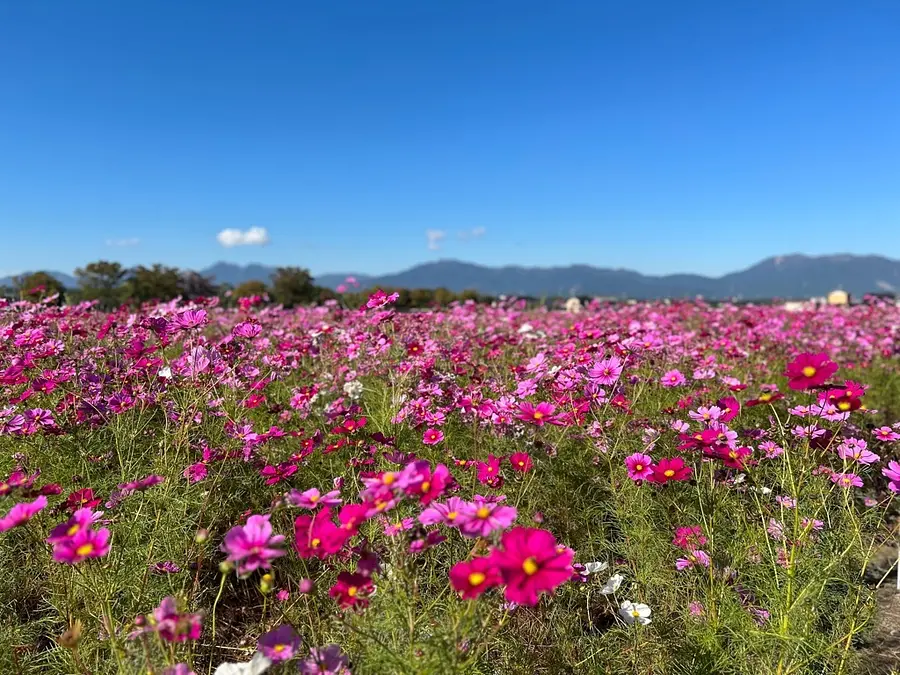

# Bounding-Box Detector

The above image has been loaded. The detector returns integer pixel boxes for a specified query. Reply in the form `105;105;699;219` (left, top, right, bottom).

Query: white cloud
217;226;270;247
458;226;487;240
106;237;140;247
876;280;896;292
426;229;446;251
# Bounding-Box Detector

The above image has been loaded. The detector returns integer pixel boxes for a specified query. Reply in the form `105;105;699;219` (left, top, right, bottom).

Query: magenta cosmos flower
784;353;838;390
625;453;654;481
489;527;574;606
449;556;503;599
52;526;111;564
422;428;444;445
222;514;286;577
830;473;863;489
649;457;692;484
0;495;47;532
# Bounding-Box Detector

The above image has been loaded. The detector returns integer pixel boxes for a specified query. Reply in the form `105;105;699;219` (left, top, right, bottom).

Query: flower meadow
1;293;900;674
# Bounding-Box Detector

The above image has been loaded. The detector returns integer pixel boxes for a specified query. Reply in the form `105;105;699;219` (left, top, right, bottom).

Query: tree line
0;261;497;309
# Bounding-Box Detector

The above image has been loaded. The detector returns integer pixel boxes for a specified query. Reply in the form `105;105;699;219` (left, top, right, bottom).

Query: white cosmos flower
619;600;652;625
583;561;609;575
214;651;272;675
599;573;624;595
158;366;172;379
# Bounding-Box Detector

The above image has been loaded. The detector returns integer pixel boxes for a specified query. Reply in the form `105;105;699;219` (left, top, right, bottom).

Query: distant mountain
307;254;900;300
4;255;898;300
0;271;77;289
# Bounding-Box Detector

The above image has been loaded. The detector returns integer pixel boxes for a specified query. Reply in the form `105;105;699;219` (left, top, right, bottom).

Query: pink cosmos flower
52;526;111;564
649;457;692;484
675;549;711;570
476;454;502;485
459;497;517;538
882;461;900;492
837;442;879;465
222;514;286;576
422;428;444;445
449;556;502;599
288;488;342;509
419;497;469;527
874;426;900;442
258;624;302;662
784;353;838;390
0;495;47;532
47;507;100;543
150;596;203;643
401;461;451;505
489;527;574;606
509;452;533;473
625;453;654;481
673;526;707;550
516;401;557;426
661;370;686;387
588;357;623;385
830;472;863;489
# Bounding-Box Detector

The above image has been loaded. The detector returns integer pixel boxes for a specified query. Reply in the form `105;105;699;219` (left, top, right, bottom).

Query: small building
827;289;850;306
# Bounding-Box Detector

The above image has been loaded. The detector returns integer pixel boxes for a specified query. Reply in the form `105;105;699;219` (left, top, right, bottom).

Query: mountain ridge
2;254;899;300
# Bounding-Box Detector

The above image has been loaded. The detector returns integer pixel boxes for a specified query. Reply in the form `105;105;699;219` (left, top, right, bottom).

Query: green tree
125;264;182;304
180;271;219;300
14;271;66;303
270;267;316;307
74;260;128;309
233;279;269;299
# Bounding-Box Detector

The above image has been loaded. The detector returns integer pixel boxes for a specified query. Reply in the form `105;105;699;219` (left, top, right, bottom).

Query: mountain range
2;254;899;300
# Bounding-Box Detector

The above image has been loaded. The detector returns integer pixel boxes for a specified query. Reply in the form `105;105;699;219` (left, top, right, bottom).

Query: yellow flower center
310;494;319;502
274;644;286;653
75;543;94;557
631;609;641;617
383;473;395;485
468;572;486;586
420;481;430;493
522;557;539;575
759;393;772;402
533;411;544;419
447;511;457;521
67;524;80;536
664;469;675;477
634;464;644;472
311;538;321;548
801;366;816;378
838;401;851;411
476;507;490;519
347;586;358;597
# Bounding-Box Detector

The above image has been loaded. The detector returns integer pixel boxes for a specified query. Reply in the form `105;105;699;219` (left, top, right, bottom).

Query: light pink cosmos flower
587;357;623;385
675;549;711;570
882;461;900;493
288;488;342;509
625;453;654;481
458;497;517;538
830;473;863;489
837;442;879;465
222;514;286;577
661;370;686;387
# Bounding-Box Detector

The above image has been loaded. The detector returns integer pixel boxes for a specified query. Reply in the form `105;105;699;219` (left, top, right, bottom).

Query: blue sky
1;0;899;279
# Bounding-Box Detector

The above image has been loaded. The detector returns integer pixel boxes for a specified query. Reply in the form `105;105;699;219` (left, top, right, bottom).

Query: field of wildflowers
1;291;899;674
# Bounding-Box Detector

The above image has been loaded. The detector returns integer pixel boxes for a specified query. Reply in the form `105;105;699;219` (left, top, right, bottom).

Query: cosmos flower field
2;292;899;674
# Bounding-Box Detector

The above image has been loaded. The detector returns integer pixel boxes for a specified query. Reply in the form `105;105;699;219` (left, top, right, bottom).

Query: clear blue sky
1;0;899;279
